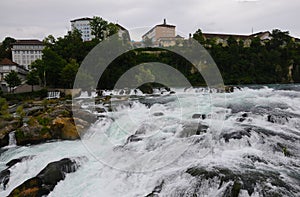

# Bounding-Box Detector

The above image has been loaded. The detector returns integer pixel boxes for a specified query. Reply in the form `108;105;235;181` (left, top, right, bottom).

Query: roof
0;58;18;66
12;39;43;46
116;24;127;31
202;33;250;40
71;17;93;22
142;19;176;38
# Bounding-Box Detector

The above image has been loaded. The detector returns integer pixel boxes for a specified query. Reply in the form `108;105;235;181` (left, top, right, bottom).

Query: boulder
0;169;10;190
8;158;81;197
15;124;52;146
177;123;208;138
50;117;79;140
192;114;206;120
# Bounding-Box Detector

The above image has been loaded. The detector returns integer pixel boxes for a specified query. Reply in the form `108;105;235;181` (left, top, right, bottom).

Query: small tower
163;18;166;25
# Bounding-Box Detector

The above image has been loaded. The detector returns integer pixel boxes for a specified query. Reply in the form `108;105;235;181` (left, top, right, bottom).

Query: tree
90;16;109;41
4;71;21;93
193;29;206;45
26;70;40;92
0;37;16;60
90;16;119;41
60;59;79;88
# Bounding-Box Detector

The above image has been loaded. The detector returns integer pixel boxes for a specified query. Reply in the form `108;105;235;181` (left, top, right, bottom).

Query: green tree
42;48;67;87
26;70;40;91
0;37;16;60
31;59;46;87
90;16;109;41
90;16;118;41
193;29;206;45
4;71;21;93
60;59;79;88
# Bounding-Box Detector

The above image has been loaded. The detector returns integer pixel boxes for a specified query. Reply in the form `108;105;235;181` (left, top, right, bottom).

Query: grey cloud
0;0;299;41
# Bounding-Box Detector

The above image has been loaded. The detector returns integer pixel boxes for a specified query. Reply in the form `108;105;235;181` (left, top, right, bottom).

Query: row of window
13;50;42;54
14;54;42;58
13;46;43;50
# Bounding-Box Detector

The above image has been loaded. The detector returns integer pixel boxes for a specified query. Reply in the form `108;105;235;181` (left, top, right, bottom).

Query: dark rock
243;155;268;164
178;123;208;138
0;168;10;190
95;107;106;113
222;130;251;142
145;181;164;197
8;158;81;197
186;167;295;196
6;155;35;168
169;91;176;94
236;117;246;122
225;86;234;93
0;156;35;190
153;112;164;116
139;96;177;108
126;135;143;144
192;114;206;120
139;84;154;94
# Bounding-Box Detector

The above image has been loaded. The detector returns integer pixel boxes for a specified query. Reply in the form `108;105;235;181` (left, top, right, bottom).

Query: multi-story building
142;19;185;47
11;40;44;70
71;17;94;41
0;58;28;91
142;19;176;46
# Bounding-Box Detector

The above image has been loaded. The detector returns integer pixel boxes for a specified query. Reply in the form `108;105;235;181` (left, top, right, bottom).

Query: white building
71;17;95;41
11;40;44;70
0;58;28;91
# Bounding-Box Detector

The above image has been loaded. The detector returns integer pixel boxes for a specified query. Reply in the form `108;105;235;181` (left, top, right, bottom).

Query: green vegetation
193;29;300;84
2;23;300;91
4;71;21;93
0;97;11;120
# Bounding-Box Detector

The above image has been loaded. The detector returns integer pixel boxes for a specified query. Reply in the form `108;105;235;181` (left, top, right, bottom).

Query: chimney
164;19;166;25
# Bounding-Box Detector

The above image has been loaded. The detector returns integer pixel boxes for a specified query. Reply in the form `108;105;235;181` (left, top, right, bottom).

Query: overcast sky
0;0;299;41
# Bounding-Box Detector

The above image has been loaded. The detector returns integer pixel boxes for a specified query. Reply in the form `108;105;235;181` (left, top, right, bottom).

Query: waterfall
8;131;17;147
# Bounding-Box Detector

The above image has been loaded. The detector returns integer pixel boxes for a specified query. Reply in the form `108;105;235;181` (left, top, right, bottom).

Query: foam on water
1;85;300;196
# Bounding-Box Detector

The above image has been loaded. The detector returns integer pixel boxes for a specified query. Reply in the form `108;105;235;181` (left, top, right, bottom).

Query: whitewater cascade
0;85;300;196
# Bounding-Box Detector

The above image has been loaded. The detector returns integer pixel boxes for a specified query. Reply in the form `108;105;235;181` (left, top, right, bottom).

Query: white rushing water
1;85;300;196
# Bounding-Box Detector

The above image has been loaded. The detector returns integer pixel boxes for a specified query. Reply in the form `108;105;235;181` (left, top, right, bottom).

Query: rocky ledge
0;100;97;147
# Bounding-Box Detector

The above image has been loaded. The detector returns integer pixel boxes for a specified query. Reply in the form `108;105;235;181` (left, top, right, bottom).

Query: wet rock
178;123;208;138
6;155;35;168
139;84;154;94
0;156;35;190
192;114;206;120
8;158;81;197
139;96;177;108
153;112;164;116
186;167;295;196
95;107;106;113
243;155;268;164
15;124;52;146
0;169;10;190
126;135;143;144
222;130;251;142
145;181;164;197
225;86;234;93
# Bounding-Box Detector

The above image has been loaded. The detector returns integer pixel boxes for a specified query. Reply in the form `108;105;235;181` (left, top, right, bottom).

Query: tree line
1;19;300;91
